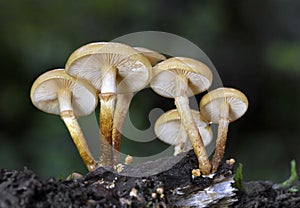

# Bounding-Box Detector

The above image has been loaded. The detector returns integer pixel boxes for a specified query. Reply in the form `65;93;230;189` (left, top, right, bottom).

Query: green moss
233;163;244;191
280;160;299;191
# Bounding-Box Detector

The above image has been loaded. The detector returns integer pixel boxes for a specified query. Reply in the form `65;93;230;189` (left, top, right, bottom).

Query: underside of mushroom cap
155;109;187;146
200;87;248;123
30;69;98;117
150;57;213;98
155;109;212;147
65;42;152;93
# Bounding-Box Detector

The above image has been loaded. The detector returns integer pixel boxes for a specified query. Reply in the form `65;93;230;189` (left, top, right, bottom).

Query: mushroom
30;69;98;171
111;47;166;164
150;57;213;175
154;109;213;156
200;87;248;173
65;42;152;166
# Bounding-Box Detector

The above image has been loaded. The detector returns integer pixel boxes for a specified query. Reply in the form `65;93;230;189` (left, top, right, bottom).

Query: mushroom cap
133;47;166;66
154;109;212;147
150;57;213;98
30;69;98;117
200;87;249;123
65;42;152;93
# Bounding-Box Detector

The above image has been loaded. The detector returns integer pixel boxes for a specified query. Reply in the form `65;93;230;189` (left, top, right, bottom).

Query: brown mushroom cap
154;109;212;147
200;87;248;123
65;42;152;93
150;57;213;98
30;69;98;117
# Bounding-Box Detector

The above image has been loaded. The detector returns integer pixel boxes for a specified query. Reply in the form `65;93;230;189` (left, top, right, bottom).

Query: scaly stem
112;93;133;164
174;75;211;175
99;93;115;166
58;89;96;171
99;67;117;166
211;101;230;173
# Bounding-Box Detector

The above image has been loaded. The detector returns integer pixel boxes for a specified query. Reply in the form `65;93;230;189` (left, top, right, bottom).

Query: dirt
0;150;299;208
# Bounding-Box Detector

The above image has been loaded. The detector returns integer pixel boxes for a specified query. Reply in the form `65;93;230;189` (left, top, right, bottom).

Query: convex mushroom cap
155;109;212;155
200;87;248;124
150;57;213;98
30;69;98;116
65;42;152;94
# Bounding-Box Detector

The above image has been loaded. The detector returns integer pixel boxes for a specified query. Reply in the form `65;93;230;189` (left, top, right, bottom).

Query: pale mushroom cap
65;42;152;93
150;57;213;98
200;87;249;123
30;69;98;117
133;47;166;65
154;109;213;147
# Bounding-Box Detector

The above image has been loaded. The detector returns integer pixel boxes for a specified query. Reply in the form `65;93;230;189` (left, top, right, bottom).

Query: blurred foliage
0;0;299;181
265;41;300;73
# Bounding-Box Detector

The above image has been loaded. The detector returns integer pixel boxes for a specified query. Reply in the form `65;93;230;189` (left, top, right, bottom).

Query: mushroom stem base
61;110;96;171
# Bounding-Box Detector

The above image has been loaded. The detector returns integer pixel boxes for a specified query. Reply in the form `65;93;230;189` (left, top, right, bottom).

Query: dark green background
0;0;299;182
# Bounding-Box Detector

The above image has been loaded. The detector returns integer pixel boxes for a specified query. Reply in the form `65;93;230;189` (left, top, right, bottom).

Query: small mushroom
65;42;152;166
111;47;166;163
150;57;213;175
200;87;248;173
154;109;213;155
30;69;98;171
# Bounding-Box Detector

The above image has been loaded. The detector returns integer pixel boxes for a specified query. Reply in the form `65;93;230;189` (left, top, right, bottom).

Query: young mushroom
200;87;248;173
154;109;213;156
65;42;152;166
30;69;98;171
150;57;213;175
111;47;166;164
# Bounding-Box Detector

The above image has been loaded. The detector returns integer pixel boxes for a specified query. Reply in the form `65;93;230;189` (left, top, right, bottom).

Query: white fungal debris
129;188;138;198
115;164;124;173
125;155;133;165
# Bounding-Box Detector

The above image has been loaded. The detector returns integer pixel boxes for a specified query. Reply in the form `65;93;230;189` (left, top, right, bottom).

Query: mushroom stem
112;92;134;164
175;96;212;175
58;89;96;171
58;88;73;112
211;101;230;173
99;93;115;166
173;76;211;174
98;68;117;166
62;112;96;171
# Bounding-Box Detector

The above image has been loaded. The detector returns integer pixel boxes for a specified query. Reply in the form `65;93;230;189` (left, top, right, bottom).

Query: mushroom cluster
30;41;248;175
